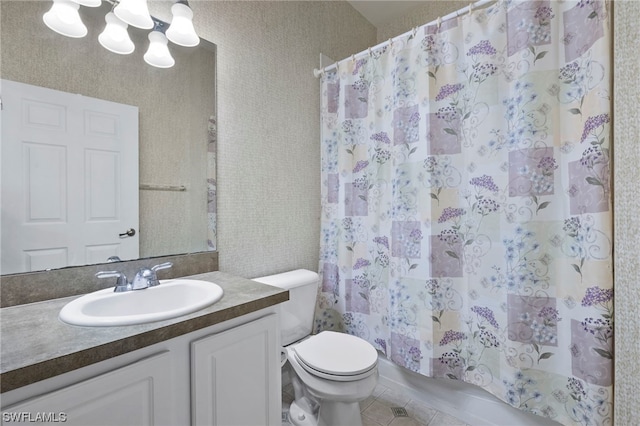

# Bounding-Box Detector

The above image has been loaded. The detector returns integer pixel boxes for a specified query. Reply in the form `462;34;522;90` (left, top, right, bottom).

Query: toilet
253;269;378;426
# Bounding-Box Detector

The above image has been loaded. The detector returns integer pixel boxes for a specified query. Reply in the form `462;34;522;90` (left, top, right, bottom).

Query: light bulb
144;31;175;68
114;0;153;30
166;2;199;47
98;12;135;55
43;0;87;38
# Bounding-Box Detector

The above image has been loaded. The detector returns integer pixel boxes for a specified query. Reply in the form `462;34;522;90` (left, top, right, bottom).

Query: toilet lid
292;331;378;376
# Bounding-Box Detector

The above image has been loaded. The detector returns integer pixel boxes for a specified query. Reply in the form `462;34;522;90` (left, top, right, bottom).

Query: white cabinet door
2;351;176;426
191;314;281;426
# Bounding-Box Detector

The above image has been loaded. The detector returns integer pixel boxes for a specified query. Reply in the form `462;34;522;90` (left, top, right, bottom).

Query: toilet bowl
286;331;378;426
252;270;379;426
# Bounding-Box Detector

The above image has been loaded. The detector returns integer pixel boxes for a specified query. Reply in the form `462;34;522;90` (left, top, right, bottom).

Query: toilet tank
252;269;319;346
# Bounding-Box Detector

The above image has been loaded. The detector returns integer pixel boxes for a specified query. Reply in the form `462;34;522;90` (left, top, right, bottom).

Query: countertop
0;271;288;393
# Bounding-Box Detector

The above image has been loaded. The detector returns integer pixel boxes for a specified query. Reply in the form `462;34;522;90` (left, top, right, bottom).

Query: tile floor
282;381;470;426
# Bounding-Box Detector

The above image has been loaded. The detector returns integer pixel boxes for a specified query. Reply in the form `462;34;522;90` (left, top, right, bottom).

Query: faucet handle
151;262;173;273
96;270;130;293
148;262;173;286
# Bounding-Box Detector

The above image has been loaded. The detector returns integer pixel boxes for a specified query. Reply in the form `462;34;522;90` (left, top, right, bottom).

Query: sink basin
59;279;223;327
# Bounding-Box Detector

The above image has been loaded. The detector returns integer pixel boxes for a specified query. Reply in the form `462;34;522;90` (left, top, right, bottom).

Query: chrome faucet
96;262;173;292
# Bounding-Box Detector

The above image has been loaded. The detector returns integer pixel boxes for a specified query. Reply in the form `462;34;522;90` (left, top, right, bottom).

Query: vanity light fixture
42;0;200;68
43;0;88;38
166;0;199;47
98;12;135;54
143;20;175;69
113;0;153;30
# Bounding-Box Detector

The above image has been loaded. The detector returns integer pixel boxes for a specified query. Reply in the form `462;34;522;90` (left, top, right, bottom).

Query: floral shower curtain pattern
316;1;612;424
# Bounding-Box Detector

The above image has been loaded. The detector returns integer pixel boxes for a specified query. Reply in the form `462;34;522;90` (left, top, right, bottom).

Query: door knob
119;228;136;237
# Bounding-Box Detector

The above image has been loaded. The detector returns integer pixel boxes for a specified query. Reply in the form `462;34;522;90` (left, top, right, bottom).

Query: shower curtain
316;1;612;425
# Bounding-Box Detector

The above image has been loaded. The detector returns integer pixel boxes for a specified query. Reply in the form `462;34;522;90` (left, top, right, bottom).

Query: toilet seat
292;331;378;382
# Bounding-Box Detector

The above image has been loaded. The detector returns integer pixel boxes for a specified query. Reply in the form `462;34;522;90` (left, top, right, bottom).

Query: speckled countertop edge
0;271;288;393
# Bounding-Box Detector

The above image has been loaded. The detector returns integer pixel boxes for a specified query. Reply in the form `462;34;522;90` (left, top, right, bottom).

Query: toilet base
289;400;317;426
317;400;363;426
288;399;363;426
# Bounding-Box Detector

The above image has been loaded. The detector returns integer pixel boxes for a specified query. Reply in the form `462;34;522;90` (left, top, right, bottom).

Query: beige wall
378;1;640;423
189;1;376;277
612;1;640;423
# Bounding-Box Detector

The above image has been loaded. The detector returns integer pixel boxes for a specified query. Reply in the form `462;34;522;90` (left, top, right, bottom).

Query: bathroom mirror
0;1;216;274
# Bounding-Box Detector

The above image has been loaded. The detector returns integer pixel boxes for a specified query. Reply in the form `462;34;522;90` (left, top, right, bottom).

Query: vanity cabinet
2;352;177;426
1;311;281;426
192;314;279;425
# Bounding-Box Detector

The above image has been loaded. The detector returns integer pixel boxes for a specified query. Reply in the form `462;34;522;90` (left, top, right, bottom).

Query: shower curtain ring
469;3;473;15
437;16;442;29
368;47;372;57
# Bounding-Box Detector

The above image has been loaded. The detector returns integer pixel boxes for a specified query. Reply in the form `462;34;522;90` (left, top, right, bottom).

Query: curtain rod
313;0;496;78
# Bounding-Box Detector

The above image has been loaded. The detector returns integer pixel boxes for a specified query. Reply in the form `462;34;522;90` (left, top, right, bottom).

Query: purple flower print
567;378;586;398
479;330;500;348
471;306;500;329
439;330;467;346
436;83;464;101
581;286;613;307
467;40;497;56
438;229;461;244
537;156;558;173
534;6;555;22
580;114;610;143
422;35;436;51
438;207;466;223
470;174;500;192
578;286;613;361
577;0;595;8
353;58;367;75
562;216;581;236
580;146;604;167
374;148;391;164
476;198;500;215
539;307;561;323
559;62;579;81
470;62;498;83
373;236;389;249
353;160;369;173
439;351;462;368
371;131;391;144
351;79;368;92
374;338;387;353
353;258;370;270
408;346;422;363
409;228;423;242
435;106;459;122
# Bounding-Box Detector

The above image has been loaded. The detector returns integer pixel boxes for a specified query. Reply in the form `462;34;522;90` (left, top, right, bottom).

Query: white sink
59;279;223;327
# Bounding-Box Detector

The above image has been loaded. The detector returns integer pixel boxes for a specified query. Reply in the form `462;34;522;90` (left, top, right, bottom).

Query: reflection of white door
1;79;139;274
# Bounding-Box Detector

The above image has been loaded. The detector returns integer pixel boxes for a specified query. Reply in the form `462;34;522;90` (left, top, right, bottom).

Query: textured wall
189;1;376;277
612;1;640;423
1;1;214;261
